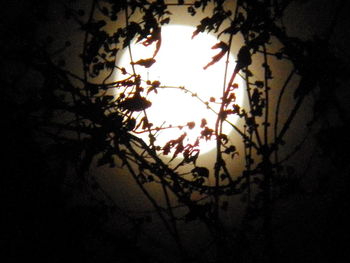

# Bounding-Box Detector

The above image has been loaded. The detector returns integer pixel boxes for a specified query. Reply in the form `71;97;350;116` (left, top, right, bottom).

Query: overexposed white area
115;25;244;154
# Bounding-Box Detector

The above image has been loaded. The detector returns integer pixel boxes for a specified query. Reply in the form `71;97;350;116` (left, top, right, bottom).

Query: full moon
115;25;244;155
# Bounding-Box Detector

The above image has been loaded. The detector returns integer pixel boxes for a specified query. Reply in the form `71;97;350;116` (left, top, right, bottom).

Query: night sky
2;1;350;262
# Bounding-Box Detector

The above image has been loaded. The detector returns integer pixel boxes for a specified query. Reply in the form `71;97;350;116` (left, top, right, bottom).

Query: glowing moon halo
115;25;244;155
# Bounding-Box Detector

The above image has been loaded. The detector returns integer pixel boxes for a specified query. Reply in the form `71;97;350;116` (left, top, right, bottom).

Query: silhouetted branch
262;44;269;146
274;69;295;163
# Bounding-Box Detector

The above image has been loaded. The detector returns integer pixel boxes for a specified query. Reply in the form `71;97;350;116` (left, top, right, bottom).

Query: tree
3;0;350;262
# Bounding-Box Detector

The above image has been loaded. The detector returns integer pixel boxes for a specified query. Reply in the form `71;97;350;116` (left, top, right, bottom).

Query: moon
115;25;244;155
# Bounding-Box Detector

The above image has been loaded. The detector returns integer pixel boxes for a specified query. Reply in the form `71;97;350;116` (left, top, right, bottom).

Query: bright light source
115;25;244;155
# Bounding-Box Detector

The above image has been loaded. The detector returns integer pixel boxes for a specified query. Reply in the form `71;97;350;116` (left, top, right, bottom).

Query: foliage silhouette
3;0;350;262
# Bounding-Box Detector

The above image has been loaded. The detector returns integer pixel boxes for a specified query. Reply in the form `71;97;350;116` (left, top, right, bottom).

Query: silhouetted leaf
232;104;241;115
160;17;170;25
224;145;236;154
235;45;252;72
201;127;213;140
162;133;186;159
251;88;260;105
219;21;240;37
147;80;161;94
141;27;161;48
249;32;270;51
187;122;195;129
123;22;142;48
119;95;152;112
191;167;209;178
183;148;200;165
187;6;196;16
255;81;264;88
136;116;153;130
218;134;228;144
126;118;136;131
203;41;229;70
131;58;156;68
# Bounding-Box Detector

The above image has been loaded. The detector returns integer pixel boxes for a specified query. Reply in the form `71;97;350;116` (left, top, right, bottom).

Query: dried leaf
131;58;156;68
203;41;229;70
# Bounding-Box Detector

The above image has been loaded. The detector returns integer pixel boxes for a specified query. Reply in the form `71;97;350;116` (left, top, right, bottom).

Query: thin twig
275;96;304;152
119;147;178;239
82;0;97;97
245;70;263;148
263;44;269;146
274;69;295;164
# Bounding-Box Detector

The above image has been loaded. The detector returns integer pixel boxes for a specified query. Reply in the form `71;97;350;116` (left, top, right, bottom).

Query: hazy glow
115;25;244;154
